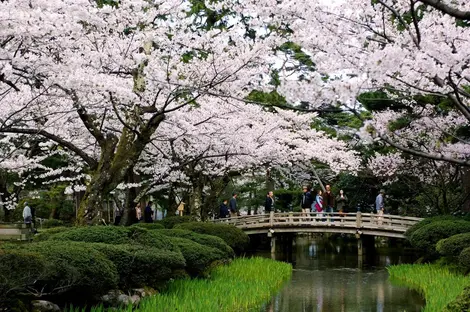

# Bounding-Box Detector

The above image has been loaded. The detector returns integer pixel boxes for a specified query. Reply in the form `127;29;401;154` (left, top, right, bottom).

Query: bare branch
418;0;470;20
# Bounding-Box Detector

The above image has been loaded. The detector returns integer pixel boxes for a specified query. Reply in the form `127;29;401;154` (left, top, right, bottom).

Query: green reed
388;264;470;312
69;257;292;312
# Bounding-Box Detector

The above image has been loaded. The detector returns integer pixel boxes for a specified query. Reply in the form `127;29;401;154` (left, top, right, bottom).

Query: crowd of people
217;185;386;220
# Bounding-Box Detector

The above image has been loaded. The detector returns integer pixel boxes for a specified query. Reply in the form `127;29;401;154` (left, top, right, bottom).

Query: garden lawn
388;264;470;312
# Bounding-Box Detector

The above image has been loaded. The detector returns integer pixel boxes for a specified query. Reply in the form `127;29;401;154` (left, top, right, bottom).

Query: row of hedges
1;221;248;309
406;216;470;272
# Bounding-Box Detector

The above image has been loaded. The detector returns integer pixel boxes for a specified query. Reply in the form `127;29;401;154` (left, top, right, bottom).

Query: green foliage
175;222;249;253
89;243;185;289
277;41;315;71
159;216;195;229
129;227;179;251
157;229;234;258
245;90;288;108
170;237;226;276
33;226;69;242
0;249;46;308
436;233;470;258
42;218;65;228
50;225;130;244
409;220;470;254
444;286;470;312
405;215;460;238
388;264;470;312
130;222;165;231
458;247;470;272
83;257;292;312
25;240;118;296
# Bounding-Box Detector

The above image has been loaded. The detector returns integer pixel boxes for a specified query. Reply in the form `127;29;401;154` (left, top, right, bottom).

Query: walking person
229;192;238;218
314;189;323;221
135;202;142;222
376;189;385;225
324;184;335;223
336;190;348;218
265;191;274;214
114;205;123;225
23;202;33;233
301;186;313;220
219;200;229;219
144;201;154;223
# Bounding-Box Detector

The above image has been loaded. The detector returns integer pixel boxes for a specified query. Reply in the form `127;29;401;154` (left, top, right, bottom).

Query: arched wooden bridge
212;212;423;239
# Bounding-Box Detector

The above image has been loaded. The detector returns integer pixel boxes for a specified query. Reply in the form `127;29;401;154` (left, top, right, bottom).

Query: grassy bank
388;264;470;312
71;257;292;312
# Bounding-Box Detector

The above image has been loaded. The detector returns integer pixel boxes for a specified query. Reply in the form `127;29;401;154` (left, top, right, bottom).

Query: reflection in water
260;236;425;312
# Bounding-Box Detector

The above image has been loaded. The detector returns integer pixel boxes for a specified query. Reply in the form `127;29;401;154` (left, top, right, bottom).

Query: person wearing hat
375;189;385;225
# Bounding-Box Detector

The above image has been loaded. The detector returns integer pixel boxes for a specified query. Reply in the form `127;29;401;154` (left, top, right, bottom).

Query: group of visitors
301;184;348;220
113;201;154;225
219;192;239;218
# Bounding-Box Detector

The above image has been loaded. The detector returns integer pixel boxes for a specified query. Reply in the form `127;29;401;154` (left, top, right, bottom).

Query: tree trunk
462;168;470;212
189;181;203;220
167;184;178;217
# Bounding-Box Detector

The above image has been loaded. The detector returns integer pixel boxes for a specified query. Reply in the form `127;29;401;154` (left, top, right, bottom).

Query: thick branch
1;127;98;169
379;133;470;167
418;0;470;20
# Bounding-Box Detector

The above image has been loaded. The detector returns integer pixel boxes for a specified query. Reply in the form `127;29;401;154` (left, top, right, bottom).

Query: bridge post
356;211;362;228
357;236;363;257
269;211;274;227
271;235;276;253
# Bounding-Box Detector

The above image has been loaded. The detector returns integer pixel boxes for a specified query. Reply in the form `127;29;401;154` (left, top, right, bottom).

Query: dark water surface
258;236;425;312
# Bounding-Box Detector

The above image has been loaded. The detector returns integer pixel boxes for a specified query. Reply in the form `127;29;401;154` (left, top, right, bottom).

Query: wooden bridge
212;212;422;239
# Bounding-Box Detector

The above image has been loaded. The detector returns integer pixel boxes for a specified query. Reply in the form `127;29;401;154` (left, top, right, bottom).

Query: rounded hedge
50;225;130;244
405;215;460;238
409;220;470;254
156;229;234;258
0;249;46;308
170;237;226;276
22;241;118;296
128;227;179;251
436;233;470;258
174;222;249;253
130;222;165;230
89;243;186;289
458;247;470;272
159;216;196;229
33;226;70;242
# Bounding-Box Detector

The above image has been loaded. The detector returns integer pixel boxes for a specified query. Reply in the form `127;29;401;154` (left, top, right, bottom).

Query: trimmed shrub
33;226;70;241
160;216;195;229
436;233;470;258
175;222;249;253
50;225;130;244
89;243;186;289
128;227;179;251
130;222;165;230
409;220;470;254
405;215;459;238
458;247;470;272
41;218;65;229
444;286;470;312
0;249;46;308
26;240;118;296
170;237;226;276
157;229;234;258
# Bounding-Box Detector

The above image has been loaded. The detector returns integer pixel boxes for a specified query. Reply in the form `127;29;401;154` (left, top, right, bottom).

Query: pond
257;235;425;312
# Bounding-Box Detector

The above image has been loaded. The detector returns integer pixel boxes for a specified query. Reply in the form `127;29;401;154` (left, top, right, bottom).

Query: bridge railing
212;212;422;232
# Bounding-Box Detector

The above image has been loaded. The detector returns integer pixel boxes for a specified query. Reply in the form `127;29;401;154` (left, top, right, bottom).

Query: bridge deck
212;212;422;238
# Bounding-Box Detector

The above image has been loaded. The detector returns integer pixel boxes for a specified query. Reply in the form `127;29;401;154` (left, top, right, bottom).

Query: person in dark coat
324;184;335;222
301;186;313;219
144;201;154;223
265;191;274;213
229;192;238;218
219;200;229;218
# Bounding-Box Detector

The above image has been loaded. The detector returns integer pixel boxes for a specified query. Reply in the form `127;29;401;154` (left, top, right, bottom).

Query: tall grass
388;264;470;312
69;257;292;312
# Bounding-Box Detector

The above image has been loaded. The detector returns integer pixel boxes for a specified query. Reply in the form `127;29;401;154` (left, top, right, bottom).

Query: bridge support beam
271;235;276;253
356;234;363;257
